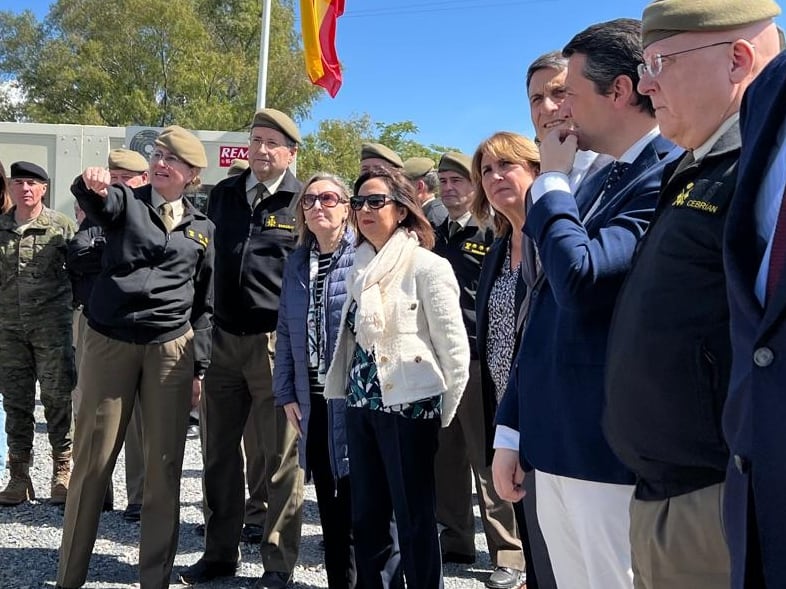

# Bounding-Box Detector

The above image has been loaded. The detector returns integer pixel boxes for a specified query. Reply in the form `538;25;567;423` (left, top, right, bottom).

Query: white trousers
535;470;634;589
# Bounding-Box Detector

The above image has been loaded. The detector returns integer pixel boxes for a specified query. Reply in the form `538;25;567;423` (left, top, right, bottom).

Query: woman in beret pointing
56;126;215;589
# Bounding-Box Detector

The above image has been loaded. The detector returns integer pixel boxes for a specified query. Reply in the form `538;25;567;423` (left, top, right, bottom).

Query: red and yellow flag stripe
301;0;345;97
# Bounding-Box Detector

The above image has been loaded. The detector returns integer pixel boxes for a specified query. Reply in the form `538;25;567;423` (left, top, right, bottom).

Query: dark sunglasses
349;194;396;211
301;191;344;210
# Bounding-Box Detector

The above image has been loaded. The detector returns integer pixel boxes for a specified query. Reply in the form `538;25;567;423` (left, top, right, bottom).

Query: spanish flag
301;0;345;97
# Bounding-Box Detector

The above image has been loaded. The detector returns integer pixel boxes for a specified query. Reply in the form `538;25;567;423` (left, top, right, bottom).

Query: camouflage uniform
0;207;76;456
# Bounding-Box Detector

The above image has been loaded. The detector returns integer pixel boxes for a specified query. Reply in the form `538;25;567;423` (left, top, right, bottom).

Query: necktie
159;202;174;233
448;220;461;238
766;187;786;302
252;182;268;211
602;161;631;198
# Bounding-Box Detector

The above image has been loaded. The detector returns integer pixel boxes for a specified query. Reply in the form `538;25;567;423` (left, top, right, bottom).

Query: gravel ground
0;398;495;588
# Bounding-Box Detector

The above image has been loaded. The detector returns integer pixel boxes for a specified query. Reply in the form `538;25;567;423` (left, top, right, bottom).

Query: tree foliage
298;114;459;185
0;0;320;129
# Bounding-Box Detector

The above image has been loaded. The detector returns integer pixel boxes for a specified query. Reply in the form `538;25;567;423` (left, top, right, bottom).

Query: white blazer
325;242;470;427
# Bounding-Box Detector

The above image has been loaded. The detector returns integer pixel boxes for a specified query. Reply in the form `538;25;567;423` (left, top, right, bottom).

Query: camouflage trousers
0;322;75;455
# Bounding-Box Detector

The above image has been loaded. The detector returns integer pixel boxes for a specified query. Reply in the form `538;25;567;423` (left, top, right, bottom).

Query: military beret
108;148;148;172
227;159;249;176
252;108;301;144
438;151;473;179
10;161;48;182
154;126;208;168
360;143;403;168
403;157;436;180
642;0;782;48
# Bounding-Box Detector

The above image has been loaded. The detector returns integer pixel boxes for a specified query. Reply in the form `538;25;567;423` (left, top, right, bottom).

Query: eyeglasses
248;137;286;151
349;194;396;211
301;191;344;210
638;41;733;79
150;150;186;167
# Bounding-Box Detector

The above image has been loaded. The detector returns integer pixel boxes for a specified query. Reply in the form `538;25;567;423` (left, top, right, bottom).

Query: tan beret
154;126;208;168
108;148;148;172
227;159;249;176
642;0;781;48
438;151;473;179
403;157;435;180
252;108;301;144
360;143;404;168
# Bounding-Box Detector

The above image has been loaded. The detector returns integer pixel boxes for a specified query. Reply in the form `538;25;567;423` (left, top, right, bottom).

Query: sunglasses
349;194;397;211
301;191;344;210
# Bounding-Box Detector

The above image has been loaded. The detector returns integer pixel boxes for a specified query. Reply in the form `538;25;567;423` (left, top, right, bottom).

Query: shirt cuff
494;425;520;450
531;171;571;204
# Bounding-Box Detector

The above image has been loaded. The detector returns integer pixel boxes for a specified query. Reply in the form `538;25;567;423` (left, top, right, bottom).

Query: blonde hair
294;172;352;245
471;132;540;237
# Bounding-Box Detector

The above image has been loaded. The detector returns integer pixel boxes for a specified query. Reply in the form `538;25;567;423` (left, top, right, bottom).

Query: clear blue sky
13;1;786;154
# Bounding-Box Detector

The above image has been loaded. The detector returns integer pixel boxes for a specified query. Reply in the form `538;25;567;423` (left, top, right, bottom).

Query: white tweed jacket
324;241;470;427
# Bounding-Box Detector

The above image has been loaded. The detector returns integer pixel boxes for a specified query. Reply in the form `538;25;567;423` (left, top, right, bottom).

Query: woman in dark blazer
56;126;214;589
273;172;357;589
471;132;555;589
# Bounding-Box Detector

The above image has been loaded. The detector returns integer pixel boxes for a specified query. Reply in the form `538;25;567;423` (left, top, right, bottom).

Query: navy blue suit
723;51;786;589
496;134;678;483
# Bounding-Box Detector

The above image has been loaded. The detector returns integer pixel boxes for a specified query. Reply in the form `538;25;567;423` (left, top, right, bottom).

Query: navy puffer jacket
273;228;354;480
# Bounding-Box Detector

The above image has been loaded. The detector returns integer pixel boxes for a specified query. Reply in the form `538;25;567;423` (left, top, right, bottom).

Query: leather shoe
179;558;238;585
122;503;141;522
485;567;525;589
442;551;476;565
254;571;292;589
240;523;265;544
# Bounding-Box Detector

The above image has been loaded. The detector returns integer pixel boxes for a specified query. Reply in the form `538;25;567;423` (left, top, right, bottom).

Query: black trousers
307;394;357;589
346;407;442;589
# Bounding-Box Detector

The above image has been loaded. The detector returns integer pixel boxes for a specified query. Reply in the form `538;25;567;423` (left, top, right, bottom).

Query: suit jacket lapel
576;161;613;218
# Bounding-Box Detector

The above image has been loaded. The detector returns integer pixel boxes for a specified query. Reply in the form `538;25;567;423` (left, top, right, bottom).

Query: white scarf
350;228;420;351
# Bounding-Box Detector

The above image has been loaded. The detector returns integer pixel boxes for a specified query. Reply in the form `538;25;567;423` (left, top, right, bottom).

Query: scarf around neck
350;228;420;351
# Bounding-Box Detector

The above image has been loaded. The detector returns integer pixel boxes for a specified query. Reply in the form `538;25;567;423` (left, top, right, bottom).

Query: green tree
298;114;459;183
0;0;320;129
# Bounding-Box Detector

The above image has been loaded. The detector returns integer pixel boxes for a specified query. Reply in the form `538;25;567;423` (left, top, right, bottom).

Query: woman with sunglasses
56;126;214;589
325;166;470;589
273;172;358;589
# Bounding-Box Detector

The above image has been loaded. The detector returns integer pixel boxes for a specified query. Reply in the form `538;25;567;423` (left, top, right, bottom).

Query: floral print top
345;300;441;419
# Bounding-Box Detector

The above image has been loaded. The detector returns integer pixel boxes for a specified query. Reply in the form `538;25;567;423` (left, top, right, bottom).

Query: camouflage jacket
0;207;76;326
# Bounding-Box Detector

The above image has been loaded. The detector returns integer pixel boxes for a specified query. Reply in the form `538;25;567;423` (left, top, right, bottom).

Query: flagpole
256;0;272;109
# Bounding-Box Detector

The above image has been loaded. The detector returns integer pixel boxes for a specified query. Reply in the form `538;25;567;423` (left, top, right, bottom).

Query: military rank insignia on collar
187;228;210;247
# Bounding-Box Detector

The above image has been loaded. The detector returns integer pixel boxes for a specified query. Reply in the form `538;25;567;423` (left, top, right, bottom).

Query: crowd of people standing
1;0;786;588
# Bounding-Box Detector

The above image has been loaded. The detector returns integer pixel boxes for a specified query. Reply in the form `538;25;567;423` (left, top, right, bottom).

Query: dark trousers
307;394;357;589
201;328;303;572
513;472;557;589
346;406;441;589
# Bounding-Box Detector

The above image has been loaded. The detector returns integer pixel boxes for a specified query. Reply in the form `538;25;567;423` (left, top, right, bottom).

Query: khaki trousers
73;309;145;505
201;327;303;572
243;406;269;527
435;360;524;569
58;326;194;589
631;482;730;589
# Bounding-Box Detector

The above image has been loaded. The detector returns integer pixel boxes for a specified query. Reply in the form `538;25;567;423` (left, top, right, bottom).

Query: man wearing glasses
181;109;304;589
604;1;782;588
0;162;76;507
